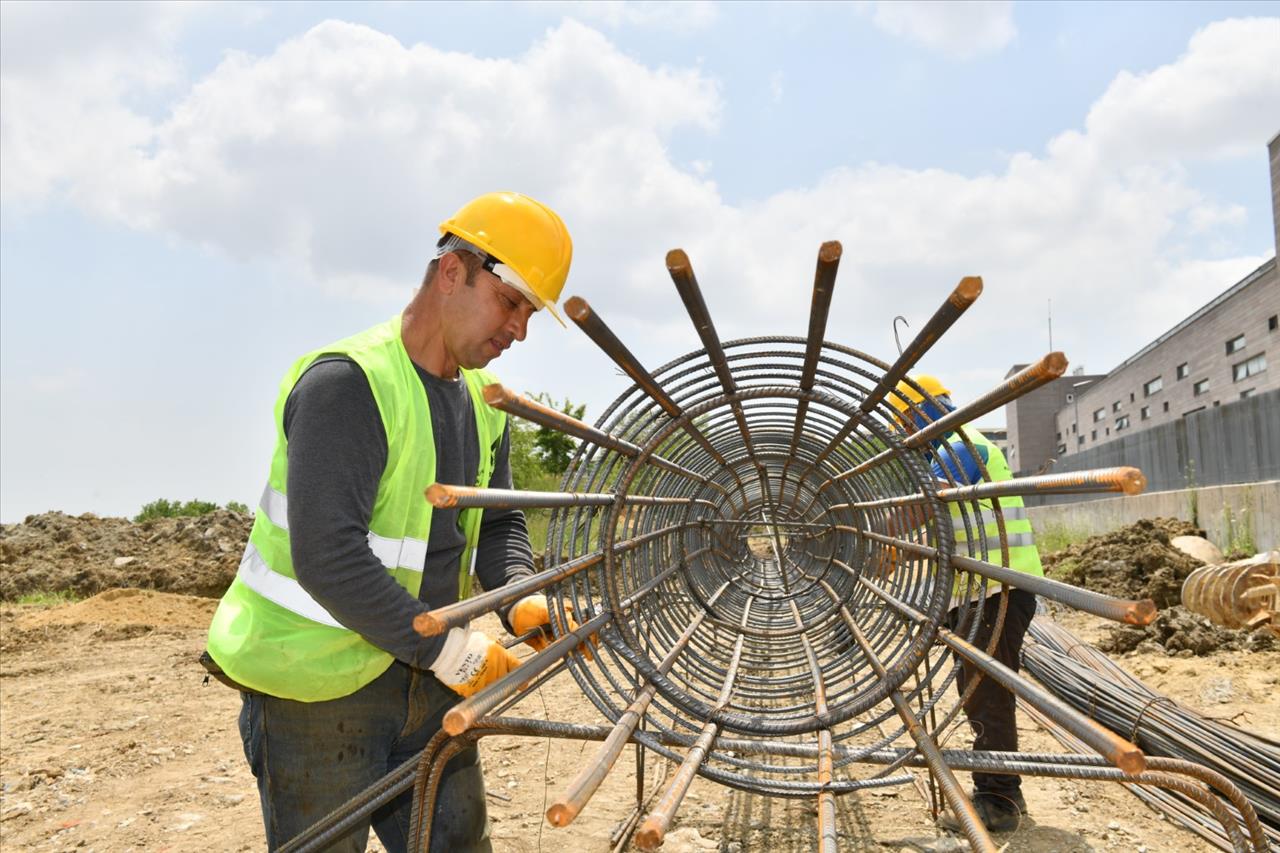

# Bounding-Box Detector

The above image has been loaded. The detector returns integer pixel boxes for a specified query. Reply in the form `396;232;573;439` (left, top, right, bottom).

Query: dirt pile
0;510;251;601
1101;604;1277;656
1042;517;1206;607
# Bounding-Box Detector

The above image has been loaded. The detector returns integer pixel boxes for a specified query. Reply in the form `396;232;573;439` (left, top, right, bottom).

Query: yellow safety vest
944;427;1043;600
206;316;506;702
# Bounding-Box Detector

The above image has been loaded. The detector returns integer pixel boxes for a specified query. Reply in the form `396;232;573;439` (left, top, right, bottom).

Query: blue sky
2;1;1278;521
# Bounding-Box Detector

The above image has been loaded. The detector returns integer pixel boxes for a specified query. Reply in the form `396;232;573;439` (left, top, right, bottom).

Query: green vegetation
16;589;80;606
134;498;248;523
507;393;586;554
1035;522;1092;556
1220;501;1256;559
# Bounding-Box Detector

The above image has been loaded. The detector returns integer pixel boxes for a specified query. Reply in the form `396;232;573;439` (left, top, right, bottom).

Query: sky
2;1;1278;522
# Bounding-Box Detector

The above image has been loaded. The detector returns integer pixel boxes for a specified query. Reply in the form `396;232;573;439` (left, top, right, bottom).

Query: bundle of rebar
1023;617;1280;850
280;242;1269;853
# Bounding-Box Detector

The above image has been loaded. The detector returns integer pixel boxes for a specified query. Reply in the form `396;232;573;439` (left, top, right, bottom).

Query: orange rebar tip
1118;467;1147;495
1114;745;1147;776
1124;598;1158;626
545;802;576;828
564;295;591;322
425;483;462;508
412;610;447;637
442;706;473;737
1034;351;1069;379
481;383;514;407
666;248;692;274
818;240;842;262
634;820;665;851
949;276;983;308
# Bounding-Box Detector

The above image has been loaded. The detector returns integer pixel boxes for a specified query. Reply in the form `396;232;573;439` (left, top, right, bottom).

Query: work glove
509;594;595;660
429;627;522;699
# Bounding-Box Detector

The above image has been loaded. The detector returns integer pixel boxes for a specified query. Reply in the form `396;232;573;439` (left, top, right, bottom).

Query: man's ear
436;252;465;295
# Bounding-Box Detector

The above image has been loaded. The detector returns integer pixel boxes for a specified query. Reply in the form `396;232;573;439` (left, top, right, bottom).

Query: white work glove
429;627;522;698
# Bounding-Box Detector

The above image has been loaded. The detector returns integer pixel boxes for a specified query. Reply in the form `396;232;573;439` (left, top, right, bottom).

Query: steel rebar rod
853;573;1147;774
426;483;718;510
853;526;1158;624
412;522;690;636
800;276;983;479
483;383;727;490
563;295;742;488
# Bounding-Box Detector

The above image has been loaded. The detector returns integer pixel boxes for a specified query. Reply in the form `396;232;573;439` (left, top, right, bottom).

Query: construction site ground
2;513;1277;852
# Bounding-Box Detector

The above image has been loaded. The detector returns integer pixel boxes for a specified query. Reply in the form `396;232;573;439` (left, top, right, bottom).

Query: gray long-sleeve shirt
283;356;534;669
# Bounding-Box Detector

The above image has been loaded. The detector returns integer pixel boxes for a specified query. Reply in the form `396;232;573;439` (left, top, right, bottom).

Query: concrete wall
1027;386;1280;503
1026;480;1280;552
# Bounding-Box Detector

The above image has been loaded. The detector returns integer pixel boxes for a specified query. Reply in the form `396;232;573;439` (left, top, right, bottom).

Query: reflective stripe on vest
952;504;1036;551
941;427;1043;609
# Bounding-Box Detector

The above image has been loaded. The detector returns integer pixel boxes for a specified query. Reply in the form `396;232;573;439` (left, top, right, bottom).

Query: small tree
531;394;586;475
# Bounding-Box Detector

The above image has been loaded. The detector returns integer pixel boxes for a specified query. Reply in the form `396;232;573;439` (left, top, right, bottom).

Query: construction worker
204;192;579;852
890;374;1042;833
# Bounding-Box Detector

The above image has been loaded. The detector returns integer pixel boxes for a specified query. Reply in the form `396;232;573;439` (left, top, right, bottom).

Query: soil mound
1042;517;1206;607
16;588;219;630
1101;604;1277;656
0;510;250;600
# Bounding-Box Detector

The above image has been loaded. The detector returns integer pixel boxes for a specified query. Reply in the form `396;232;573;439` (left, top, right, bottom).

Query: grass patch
15;589;81;607
1036;522;1092;557
524;509;550;555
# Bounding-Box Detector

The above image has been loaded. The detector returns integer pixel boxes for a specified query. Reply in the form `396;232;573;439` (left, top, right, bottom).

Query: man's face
444;260;537;370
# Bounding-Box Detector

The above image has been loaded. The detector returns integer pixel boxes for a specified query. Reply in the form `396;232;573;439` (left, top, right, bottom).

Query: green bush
134;498;239;523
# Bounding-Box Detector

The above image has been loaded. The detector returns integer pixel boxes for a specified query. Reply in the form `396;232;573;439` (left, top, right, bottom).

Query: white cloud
530;1;718;33
2;11;1276;417
1071;17;1280;166
868;0;1016;59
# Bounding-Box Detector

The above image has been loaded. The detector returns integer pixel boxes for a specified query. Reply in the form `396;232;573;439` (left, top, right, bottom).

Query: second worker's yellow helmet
889;373;952;415
440;192;573;325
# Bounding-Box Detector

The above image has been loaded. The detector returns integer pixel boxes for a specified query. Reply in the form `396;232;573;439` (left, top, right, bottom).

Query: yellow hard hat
889;373;951;414
440;192;573;326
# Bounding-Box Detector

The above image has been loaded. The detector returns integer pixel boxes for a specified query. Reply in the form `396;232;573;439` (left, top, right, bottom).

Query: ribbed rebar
394;244;1266;850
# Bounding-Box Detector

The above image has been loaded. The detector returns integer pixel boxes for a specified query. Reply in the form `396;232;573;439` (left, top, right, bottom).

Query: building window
1143;376;1163;396
1057;443;1067;454
1055;431;1061;441
1077;436;1084;446
1241;388;1255;399
1233;353;1266;382
1072;423;1077;434
1140;406;1150;420
1176;363;1189;380
1129;392;1135;402
1116;415;1129;430
1091;429;1097;440
1093;408;1106;422
1112;401;1121;412
1193;378;1209;396
1163;401;1170;412
1270;315;1278;332
1226;334;1246;354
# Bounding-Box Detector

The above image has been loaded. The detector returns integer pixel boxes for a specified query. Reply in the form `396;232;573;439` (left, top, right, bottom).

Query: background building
1004;134;1280;482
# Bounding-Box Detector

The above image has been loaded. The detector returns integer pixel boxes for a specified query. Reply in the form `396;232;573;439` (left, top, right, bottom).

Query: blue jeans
238;661;491;852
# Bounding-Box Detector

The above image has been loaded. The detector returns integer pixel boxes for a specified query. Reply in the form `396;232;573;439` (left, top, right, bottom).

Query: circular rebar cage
544;335;1006;797
413;246;1188;853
